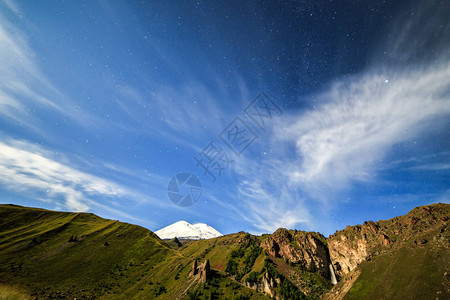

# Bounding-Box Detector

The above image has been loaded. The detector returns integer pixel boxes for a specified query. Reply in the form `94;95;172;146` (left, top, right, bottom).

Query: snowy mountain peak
154;220;223;240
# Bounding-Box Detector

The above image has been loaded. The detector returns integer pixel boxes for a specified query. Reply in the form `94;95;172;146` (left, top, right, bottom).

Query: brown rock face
327;229;369;278
261;228;331;277
244;270;282;300
328;219;400;277
198;259;211;283
191;203;449;297
190;258;211;283
190;258;198;276
191;258;211;283
328;203;449;278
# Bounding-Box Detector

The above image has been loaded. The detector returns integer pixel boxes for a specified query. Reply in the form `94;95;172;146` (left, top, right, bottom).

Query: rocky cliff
261;228;331;277
209;203;449;299
1;203;447;299
190;258;212;283
327;203;449;278
327;220;388;278
244;270;282;299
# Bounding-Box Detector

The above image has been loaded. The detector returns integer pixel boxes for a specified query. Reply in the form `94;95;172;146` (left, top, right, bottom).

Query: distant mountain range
154;220;223;240
0;203;448;299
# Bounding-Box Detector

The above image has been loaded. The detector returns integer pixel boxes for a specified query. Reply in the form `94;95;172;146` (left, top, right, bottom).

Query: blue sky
0;0;449;236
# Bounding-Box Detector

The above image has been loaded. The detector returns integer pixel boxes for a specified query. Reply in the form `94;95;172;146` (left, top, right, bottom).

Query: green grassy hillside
179;231;332;299
324;203;450;300
1;203;448;299
344;224;450;300
0;204;265;299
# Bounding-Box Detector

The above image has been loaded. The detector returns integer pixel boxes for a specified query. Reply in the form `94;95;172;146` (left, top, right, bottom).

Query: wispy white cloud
408;163;450;171
0;11;99;135
0;138;143;218
229;1;450;234
0;4;230;228
114;81;236;141
229;156;312;233
375;0;450;66
278;63;450;195
1;0;20;15
234;61;450;233
237;178;309;233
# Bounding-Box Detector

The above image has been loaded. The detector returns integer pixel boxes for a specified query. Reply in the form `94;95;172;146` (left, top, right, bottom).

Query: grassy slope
1;203;448;299
180;231;331;299
0;204;263;299
0;284;31;300
344;225;450;300
321;203;450;300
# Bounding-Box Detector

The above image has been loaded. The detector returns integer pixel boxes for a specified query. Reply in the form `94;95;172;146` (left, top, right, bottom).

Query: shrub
187;290;201;299
226;259;238;276
154;285;166;296
230;247;245;258
245;271;258;283
233;294;250;300
279;278;306;299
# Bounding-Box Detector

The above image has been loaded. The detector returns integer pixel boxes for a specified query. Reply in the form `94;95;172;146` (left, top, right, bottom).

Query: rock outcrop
244;270;281;300
257;204;449;281
187;203;449;299
190;258;198;276
261;228;331;277
327;203;449;278
198;259;211;283
327;220;386;278
190;258;211;283
171;237;182;247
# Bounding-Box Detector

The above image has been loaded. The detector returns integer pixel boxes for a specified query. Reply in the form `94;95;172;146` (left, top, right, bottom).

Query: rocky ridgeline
243;203;449;284
328;203;449;278
327;220;387;278
260;229;331;277
183;203;449;299
1;203;448;299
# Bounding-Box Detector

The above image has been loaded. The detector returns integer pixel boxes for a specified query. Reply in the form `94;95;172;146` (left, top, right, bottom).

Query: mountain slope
0;203;448;299
328;203;450;279
154;221;223;240
0;204;263;299
325;203;450;299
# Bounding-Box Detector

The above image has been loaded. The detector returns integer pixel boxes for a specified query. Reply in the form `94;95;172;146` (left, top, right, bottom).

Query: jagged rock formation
244;270;282;299
242;203;450;298
327;203;449;278
327;221;382;278
172;237;182;247
1;203;448;299
190;258;198;276
182;203;449;299
199;259;211;283
261;228;331;277
190;258;211;283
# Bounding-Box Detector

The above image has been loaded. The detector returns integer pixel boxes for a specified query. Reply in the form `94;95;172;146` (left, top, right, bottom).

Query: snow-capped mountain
154;221;223;240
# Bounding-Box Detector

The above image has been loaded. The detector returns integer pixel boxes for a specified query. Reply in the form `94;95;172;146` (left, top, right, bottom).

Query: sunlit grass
0;284;31;300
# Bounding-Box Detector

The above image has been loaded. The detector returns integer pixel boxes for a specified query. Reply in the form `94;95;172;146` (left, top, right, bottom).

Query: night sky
1;0;449;236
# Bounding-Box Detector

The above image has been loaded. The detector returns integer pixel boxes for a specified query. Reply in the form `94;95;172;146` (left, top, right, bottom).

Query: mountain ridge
0;202;448;299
